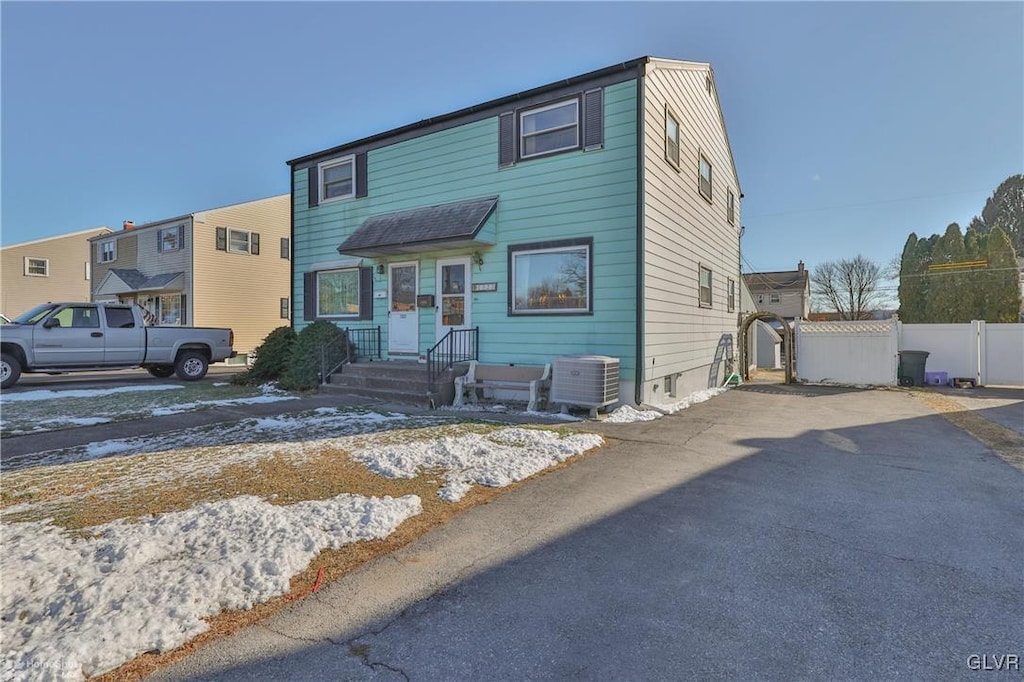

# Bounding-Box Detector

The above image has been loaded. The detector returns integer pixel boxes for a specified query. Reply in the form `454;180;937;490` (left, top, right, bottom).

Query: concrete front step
321;360;469;408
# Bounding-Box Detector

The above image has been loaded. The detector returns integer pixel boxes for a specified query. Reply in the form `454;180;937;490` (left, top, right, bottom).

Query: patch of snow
603;405;663;423
351;427;604;501
0;384;182;403
1;493;422;681
651;387;728;414
38;417;111;428
525;410;582;422
150;394;298;416
604;387;728;423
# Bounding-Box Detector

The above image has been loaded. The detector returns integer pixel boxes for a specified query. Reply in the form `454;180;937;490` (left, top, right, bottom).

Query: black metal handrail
427;327;479;391
345;325;382;360
319;331;351;385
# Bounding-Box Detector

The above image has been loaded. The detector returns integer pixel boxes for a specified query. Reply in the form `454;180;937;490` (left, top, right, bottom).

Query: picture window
509;239;592;315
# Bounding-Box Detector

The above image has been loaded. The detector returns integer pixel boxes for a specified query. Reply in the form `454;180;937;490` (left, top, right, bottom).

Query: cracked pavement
152;385;1023;681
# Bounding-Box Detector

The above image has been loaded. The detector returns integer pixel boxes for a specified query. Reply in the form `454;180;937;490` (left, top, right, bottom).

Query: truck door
102;306;146;364
31;304;105;366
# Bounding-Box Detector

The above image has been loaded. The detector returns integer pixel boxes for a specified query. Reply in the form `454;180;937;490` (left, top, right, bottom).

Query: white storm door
388;262;419;354
436;257;471;341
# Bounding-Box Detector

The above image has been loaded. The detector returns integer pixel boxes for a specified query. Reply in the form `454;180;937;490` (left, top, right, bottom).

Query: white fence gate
796;319;1024;387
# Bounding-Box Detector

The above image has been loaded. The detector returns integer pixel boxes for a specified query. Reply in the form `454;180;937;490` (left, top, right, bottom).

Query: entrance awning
95;269;184;296
337;196;498;257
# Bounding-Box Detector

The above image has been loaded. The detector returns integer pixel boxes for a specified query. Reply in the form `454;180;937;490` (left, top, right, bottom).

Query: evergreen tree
978;226;1022;322
972;174;1024;256
925;224;969;322
898;233;928;322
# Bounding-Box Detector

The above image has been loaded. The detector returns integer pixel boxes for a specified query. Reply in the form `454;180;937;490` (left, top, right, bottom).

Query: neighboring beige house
1;227;113;318
90;195;290;360
742;261;811;322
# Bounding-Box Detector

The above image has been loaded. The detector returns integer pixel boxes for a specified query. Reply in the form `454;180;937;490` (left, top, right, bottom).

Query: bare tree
811;255;886;320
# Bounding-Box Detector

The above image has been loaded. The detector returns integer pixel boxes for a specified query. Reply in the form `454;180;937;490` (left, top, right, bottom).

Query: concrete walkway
152;385;1023;681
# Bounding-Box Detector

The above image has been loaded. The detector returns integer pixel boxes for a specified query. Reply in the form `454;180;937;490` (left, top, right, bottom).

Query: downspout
289;167;296;329
634;67;647;406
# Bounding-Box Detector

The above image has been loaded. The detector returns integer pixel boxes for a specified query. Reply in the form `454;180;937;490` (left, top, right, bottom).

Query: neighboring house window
509;238;592;315
727;189;736;225
100;240;117;263
665;106;680;169
770;293;781;304
699;265;713;308
143;294;184;326
84;262;91;281
216;227;260;254
24;257;48;277
319;156;356;202
727;278;736;312
698;152;713;202
280;237;290;260
280;297;290;319
158;226;183;252
520;98;579;160
757;293;765;304
317;269;361;318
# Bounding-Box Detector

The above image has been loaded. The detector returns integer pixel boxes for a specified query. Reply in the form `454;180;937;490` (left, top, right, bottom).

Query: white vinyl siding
641;61;742;399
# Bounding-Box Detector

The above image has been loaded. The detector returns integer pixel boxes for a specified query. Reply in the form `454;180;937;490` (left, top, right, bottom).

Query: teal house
287;56;742;407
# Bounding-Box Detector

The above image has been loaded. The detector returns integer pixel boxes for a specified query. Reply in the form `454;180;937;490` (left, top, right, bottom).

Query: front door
388;262;419;354
436;257;471;341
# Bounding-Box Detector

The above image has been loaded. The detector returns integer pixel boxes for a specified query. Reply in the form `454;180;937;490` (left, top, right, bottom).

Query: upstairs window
770;293;781;304
727;278;736;312
665;106;680;169
24;257;48;277
216;227;260;255
727;189;736;225
100;240;117;263
698;152;713;203
699;265;713;308
158;226;183;252
520;99;579;160
319;156;355;202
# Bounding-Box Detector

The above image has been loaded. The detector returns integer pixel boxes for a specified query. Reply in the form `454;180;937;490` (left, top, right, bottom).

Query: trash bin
898;350;930;387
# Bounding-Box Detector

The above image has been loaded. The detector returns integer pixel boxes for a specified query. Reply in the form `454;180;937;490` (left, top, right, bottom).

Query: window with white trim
699;265;713;308
142;294;183;326
24;257;48;277
698;152;713;202
317;268;361;318
509;238;592;315
727;278;736;312
770;293;781;304
100;240;116;263
318;156;355;202
727;189;736;225
519;99;579;160
228;229;251;254
665;106;680;169
159;227;182;251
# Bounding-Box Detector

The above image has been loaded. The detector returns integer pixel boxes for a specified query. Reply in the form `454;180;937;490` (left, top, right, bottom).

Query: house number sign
471;282;498;293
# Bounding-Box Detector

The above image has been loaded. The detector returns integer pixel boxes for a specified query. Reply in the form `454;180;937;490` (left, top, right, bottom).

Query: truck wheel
147;366;175;378
175;351;209;381
1;352;22;389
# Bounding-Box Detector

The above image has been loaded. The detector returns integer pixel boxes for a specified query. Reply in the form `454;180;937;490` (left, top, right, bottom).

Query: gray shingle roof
110;269;184;291
337;197;498;257
742;270;809;292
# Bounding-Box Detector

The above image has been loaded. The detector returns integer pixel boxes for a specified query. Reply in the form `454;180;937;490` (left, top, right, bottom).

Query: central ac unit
551;355;620;414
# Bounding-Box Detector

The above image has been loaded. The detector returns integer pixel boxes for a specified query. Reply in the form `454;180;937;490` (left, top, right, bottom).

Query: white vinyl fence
796;319;1024;387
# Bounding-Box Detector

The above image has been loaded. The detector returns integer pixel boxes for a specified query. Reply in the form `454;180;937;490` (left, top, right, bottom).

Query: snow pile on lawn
604;387;728;423
0;384;182;403
1;494;421;681
352;427;604;501
150;383;296;416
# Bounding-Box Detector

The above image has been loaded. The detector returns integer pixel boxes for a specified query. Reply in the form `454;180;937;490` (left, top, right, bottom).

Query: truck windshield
12;303;60;325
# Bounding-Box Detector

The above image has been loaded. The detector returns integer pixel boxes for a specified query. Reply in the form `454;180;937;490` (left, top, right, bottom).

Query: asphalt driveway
152;384;1023;681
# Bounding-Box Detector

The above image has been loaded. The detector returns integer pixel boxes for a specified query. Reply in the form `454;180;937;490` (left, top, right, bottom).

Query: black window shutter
216;227;227;251
280;237;290;259
178;225;185;248
303;272;317;321
357;267;373;320
180;294;187;325
308;167;319;207
498;112;515;167
251;232;260;255
355;153;368;198
583;88;604;151
157;231;163;252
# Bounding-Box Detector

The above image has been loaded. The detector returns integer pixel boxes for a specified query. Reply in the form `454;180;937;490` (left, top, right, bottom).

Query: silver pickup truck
0;302;235;389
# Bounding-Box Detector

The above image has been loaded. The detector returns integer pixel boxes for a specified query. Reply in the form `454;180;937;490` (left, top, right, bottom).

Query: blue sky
2;1;1021;279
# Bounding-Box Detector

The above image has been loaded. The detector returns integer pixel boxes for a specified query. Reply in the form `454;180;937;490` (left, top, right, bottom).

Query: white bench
453;361;551;412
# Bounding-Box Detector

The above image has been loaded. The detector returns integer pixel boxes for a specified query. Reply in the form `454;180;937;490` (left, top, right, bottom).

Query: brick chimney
123;220;134;230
